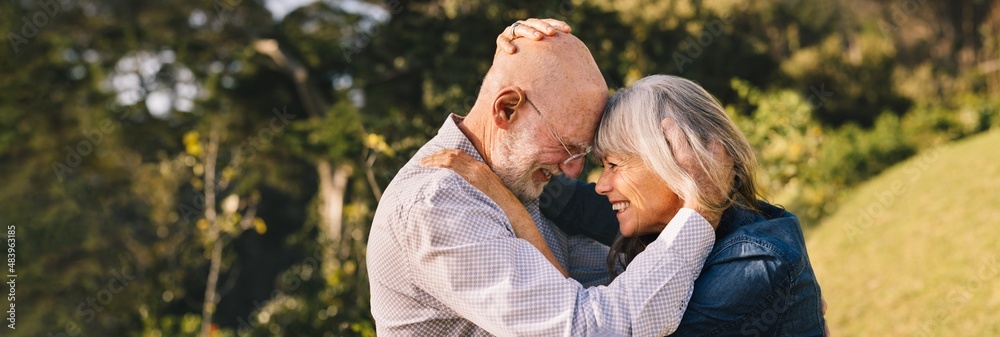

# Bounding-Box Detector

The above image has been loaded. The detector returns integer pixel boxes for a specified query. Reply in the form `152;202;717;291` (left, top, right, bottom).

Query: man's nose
559;158;584;179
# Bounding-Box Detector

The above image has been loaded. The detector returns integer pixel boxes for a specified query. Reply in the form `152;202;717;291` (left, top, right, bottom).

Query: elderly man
367;23;716;336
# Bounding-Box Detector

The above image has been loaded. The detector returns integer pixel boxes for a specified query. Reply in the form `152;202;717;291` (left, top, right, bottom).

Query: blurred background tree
0;0;997;336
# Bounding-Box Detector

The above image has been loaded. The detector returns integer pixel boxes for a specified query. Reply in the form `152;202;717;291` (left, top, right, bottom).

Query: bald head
458;32;608;187
485;33;607;97
476;32;608;146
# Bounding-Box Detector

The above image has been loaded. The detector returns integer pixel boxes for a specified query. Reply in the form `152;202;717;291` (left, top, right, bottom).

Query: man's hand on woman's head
497;18;572;54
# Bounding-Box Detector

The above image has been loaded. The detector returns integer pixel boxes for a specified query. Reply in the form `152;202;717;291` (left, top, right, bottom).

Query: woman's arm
420;149;569;278
540;175;620;246
410;18;579;278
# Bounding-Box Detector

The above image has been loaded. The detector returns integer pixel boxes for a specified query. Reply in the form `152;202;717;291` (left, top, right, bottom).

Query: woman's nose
594;170;612;195
559;158;584;179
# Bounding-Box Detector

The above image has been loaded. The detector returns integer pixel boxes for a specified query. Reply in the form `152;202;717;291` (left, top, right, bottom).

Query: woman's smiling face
595;153;684;237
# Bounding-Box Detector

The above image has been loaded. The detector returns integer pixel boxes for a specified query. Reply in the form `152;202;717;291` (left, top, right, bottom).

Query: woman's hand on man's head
497;18;572;54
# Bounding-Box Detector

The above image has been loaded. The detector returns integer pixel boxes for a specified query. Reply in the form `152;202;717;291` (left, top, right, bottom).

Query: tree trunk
317;159;352;247
255;38;360;276
200;235;224;336
200;127;221;337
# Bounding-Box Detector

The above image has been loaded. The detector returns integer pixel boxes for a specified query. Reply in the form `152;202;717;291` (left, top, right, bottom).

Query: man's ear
491;86;526;130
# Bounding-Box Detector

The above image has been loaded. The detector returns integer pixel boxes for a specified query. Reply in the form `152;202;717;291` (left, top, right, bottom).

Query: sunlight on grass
806;129;1000;336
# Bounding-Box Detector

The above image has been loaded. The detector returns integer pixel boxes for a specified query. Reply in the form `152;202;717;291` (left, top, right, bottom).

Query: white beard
491;127;553;202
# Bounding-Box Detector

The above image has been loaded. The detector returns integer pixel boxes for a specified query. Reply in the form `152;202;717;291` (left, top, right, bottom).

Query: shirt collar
435;113;487;164
433;114;542;209
716;202;790;237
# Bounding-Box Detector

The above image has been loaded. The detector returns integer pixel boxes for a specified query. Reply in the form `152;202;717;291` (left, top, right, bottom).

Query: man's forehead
558;94;607;146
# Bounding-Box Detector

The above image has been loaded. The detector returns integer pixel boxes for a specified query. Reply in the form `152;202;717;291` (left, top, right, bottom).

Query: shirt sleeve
407;179;715;336
541;175;620;246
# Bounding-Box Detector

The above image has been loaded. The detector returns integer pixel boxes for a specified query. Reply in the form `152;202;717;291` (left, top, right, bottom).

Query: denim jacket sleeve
670;238;824;337
669;238;793;336
539;174;620;246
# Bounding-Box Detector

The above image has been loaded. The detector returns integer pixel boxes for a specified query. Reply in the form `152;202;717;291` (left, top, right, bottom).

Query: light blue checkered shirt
367;115;715;336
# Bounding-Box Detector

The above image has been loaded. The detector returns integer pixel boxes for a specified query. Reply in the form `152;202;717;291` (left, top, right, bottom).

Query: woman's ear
492;86;527;130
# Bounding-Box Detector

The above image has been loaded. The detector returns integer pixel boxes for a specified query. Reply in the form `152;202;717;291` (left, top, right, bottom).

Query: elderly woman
422;19;827;336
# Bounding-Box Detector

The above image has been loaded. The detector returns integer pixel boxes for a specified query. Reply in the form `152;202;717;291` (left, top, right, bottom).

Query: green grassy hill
806;129;1000;336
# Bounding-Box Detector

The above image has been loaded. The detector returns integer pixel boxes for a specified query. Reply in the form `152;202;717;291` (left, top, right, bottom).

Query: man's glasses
523;95;592;166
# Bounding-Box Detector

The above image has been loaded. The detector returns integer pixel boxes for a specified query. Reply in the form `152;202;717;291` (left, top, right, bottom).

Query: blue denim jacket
541;176;826;336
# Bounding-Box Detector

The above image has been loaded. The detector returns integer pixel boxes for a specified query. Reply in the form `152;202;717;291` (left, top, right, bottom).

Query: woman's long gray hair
596;75;762;276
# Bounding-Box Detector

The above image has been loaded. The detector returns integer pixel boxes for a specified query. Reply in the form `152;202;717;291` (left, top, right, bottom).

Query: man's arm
541;174;620;246
408;178;714;336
